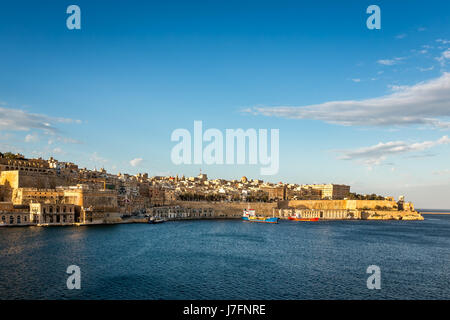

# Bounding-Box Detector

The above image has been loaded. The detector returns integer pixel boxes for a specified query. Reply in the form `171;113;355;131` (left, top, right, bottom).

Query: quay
0;198;424;228
0;152;423;228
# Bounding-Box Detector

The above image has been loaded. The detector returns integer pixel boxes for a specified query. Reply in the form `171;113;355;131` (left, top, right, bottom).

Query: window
1;216;5;222
24;216;27;222
17;216;21;224
10;216;14;224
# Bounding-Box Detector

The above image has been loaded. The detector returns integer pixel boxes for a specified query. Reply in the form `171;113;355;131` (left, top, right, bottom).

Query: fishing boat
288;212;319;222
242;209;279;223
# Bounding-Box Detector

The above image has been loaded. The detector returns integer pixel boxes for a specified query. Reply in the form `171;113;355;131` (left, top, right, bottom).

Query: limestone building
300;184;350;200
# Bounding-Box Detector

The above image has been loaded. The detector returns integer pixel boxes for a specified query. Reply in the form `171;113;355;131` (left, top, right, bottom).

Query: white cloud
337;136;450;166
395;34;407;39
25;133;39;143
436;39;450;45
52;147;64;155
377;59;396;66
89;152;108;165
436;49;450;65
433;169;450;175
442;49;450;60
47;136;82;145
351;78;361;83
377;57;405;66
0;106;81;133
129;158;143;167
245;73;450;128
417;66;434;72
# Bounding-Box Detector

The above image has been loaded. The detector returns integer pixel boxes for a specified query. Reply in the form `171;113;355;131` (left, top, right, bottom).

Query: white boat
148;217;165;224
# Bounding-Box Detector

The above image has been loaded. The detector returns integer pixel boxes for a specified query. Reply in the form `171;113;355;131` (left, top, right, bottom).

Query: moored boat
242;209;279;223
148;217;165;224
288;212;319;221
288;216;319;222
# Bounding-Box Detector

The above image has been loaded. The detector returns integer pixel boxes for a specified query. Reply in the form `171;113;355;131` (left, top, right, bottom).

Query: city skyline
0;0;449;208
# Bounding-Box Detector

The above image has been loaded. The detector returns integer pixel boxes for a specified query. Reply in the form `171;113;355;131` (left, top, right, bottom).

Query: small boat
242;209;279;223
288;213;319;222
148;217;165;224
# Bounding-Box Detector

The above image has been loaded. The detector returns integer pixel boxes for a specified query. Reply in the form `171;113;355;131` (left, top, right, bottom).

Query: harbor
1;214;449;300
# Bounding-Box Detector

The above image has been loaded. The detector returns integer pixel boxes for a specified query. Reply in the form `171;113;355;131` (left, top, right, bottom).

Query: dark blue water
1;215;449;300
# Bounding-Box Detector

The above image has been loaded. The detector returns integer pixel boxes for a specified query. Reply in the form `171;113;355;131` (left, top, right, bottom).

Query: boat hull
288;217;319;221
148;219;165;224
242;216;279;223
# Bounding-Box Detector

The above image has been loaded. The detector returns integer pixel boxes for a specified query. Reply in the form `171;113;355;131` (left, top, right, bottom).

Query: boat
148;217;165;224
288;213;319;222
242;209;279;223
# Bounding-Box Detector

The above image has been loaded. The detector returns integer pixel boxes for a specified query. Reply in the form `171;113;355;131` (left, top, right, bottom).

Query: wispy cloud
337;136;450;166
433;169;450;175
377;57;405;66
395;33;407;39
24;133;39;143
377;59;396;66
129;158;143;167
436;48;450;65
436;39;450;45
417;66;434;72
244;73;450;129
0;106;81;133
52;147;65;155
47;136;82;145
89;152;108;166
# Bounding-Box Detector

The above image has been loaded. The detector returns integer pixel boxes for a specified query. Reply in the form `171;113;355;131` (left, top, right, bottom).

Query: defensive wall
167;199;422;220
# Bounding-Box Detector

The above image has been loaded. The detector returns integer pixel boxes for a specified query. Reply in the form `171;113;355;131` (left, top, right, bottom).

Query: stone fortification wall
168;200;278;217
1;170;74;190
282;199;398;211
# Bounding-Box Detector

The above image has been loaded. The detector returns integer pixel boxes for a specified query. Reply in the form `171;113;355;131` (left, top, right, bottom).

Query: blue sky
0;0;449;208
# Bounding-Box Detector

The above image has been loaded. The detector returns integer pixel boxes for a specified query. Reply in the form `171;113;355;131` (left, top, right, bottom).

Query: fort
0;152;423;227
